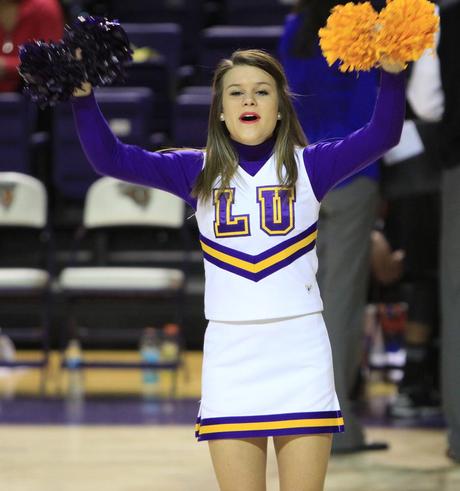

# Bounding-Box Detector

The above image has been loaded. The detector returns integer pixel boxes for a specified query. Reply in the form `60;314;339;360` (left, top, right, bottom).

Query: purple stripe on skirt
197;425;345;441
198;410;343;426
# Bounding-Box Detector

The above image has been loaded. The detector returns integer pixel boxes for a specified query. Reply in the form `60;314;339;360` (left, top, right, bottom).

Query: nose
243;94;256;106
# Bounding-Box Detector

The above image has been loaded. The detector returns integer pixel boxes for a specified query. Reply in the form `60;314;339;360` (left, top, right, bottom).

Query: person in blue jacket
279;0;388;454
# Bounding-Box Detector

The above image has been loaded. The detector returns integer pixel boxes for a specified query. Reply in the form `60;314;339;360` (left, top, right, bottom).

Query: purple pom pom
19;41;86;108
18;16;132;107
64;16;133;87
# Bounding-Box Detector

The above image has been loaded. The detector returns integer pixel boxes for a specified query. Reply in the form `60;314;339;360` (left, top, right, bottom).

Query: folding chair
58;177;188;396
0;172;52;388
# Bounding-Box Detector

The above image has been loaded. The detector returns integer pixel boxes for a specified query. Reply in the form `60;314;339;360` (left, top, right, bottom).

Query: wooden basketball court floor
0;351;459;491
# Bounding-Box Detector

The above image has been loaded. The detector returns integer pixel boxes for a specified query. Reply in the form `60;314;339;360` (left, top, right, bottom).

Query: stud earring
220;114;225;121
277;113;282;120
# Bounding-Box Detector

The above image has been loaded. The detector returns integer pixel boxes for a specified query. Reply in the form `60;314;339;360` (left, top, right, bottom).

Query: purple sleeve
303;70;406;201
71;93;203;207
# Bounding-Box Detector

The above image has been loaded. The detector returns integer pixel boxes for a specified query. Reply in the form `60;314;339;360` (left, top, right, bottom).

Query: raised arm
71;91;203;207
304;70;406;201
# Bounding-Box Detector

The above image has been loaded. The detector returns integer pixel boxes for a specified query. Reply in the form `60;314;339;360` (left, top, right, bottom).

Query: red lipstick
239;112;260;124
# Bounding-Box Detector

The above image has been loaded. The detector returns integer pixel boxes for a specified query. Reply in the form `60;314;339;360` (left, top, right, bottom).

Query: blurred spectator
0;0;64;92
370;229;405;287
376;193;441;418
437;0;460;464
377;2;443;419
385;0;460;461
279;0;386;454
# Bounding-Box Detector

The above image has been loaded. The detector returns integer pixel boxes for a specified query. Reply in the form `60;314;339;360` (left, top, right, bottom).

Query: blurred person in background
366;0;460;462
380;9;443;419
0;0;64;92
437;0;460;464
279;0;388;454
397;0;460;461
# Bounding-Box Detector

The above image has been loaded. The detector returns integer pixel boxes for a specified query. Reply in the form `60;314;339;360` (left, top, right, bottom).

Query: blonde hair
192;49;308;202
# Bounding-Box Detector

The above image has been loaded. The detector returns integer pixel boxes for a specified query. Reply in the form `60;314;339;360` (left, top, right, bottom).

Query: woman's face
221;65;279;146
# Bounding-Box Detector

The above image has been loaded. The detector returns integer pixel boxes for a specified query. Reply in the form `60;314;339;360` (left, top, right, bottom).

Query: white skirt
195;312;343;441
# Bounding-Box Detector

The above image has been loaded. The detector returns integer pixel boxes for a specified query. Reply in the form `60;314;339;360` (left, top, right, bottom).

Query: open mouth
239;112;260;124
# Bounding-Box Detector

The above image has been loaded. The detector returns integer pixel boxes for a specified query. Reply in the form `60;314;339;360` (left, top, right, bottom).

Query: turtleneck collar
231;136;275;163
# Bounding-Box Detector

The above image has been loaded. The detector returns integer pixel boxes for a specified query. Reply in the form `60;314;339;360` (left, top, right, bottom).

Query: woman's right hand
73;48;92;97
379;55;406;74
73;81;92;97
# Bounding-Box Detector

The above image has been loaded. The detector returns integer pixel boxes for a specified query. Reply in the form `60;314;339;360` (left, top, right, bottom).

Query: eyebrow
226;82;272;89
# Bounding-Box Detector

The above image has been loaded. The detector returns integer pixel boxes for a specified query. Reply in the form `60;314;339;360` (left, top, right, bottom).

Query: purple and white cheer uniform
72;71;405;441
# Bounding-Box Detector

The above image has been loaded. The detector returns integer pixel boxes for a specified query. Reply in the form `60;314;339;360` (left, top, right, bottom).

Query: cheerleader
19;1;438;488
70;49;404;491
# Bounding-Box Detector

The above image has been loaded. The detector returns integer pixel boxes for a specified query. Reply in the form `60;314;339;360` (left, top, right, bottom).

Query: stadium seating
198;25;284;82
0;93;37;174
224;0;290;26
53;87;154;202
111;0;203;64
124;23;182;83
172;91;211;148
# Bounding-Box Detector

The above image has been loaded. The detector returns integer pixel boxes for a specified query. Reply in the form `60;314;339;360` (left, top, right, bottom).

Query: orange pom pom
319;2;379;73
376;0;440;68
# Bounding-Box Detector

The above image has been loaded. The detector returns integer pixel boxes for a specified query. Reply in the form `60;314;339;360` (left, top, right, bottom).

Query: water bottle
65;339;82;369
160;324;181;395
140;327;161;395
160;323;181;364
0;328;16;363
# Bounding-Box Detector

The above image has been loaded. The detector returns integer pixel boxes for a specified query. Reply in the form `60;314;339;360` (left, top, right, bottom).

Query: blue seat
180;86;212;97
0;93;36;174
225;0;290;25
124;23;182;84
53;88;154;201
198;25;284;82
121;57;171;133
111;0;203;64
172;91;211;148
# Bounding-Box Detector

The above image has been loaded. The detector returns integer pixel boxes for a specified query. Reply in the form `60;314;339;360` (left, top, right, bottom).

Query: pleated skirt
195;312;344;441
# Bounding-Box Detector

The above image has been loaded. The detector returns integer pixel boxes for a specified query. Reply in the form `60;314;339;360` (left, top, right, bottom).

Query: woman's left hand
379;55;406;74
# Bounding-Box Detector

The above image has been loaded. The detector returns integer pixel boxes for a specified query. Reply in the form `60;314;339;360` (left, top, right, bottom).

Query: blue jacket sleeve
303;70;406;201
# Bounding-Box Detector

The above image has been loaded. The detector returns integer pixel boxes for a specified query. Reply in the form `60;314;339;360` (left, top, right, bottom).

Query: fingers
379;55;407;73
72;48;92;96
73;81;92;97
392;249;406;262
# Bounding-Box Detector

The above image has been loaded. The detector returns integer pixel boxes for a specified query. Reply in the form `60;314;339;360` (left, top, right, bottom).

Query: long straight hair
192;49;307;202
